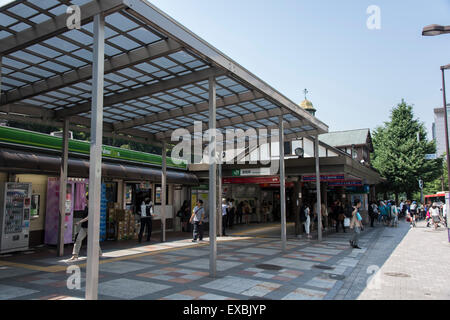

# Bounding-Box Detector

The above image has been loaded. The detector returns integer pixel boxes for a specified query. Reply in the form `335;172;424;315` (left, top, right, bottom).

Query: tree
372;100;442;200
422;155;448;195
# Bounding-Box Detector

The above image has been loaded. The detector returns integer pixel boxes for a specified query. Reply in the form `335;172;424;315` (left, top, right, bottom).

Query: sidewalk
0;219;447;300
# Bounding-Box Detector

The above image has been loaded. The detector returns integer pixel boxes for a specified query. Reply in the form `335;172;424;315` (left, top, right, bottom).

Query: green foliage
423;155;448;195
372;100;442;199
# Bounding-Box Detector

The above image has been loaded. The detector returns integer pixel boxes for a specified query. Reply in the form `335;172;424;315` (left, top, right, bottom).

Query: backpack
300;206;307;222
344;206;353;218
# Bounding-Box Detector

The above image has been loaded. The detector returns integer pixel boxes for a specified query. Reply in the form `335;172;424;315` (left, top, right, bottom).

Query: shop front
0;127;198;248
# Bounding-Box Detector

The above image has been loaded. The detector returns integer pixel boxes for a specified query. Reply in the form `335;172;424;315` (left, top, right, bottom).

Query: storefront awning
0;148;198;185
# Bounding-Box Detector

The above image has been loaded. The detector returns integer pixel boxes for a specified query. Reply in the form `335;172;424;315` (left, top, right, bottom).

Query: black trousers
139;218;152;242
222;215;228;235
228;213;235;229
370;216;376;227
336;220;346;232
193;221;204;240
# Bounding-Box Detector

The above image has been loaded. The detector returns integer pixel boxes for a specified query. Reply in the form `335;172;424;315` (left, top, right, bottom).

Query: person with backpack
138;198;153;243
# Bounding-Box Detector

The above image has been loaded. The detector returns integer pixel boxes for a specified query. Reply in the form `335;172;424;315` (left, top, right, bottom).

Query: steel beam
0;0;125;56
57;118;69;257
123;0;328;135
279;116;287;252
208;75;217;278
113;90;264;131
157;115;308;140
55;67;225;119
315;136;322;242
4;39;182;104
85;13;105;301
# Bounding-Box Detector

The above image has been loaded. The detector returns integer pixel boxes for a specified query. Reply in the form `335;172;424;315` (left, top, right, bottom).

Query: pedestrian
222;199;229;236
430;202;441;230
349;199;363;249
303;202;312;239
335;200;346;233
236;201;244;225
410;201;418;225
138;198;153;243
244;201;252;225
69;194;102;261
178;200;191;233
190;200;205;242
391;201;399;228
228;199;236;229
369;201;378;227
321;202;328;231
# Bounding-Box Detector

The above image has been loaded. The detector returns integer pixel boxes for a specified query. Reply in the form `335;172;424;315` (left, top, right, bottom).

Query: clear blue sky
148;0;450;137
2;0;450;137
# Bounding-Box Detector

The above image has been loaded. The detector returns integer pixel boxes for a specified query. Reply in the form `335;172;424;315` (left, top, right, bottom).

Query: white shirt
430;207;440;217
141;202;146;217
222;204;228;216
193;206;205;222
443;205;447;217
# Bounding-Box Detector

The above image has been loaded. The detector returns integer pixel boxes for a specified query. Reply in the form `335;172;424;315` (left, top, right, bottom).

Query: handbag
344;217;351;227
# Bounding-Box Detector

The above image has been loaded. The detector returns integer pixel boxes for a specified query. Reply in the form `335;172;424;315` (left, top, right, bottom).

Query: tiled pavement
0;220;449;300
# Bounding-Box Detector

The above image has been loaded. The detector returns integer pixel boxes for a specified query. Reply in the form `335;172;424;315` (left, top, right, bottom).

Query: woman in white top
304;204;312;239
430;203;441;230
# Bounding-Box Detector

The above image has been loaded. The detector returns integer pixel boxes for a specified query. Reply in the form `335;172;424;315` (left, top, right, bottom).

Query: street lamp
440;64;450;194
422;24;450;241
422;24;450;36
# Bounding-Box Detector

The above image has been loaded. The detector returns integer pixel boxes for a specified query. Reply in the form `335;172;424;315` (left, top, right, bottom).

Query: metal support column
161;141;167;243
86;13;105;301
57;118;69;257
279;116;287;252
218;164;222;236
208;76;217;277
314;136;322;242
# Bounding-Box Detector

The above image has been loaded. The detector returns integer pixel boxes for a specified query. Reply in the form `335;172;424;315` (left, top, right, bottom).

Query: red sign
223;176;280;184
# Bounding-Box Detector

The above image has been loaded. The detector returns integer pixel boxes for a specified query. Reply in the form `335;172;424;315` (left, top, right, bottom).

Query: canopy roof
0;0;328;148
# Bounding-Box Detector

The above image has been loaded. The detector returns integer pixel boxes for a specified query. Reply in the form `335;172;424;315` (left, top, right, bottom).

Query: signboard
223;176;279;185
241;168;271;176
302;174;345;182
232;168;272;177
328;180;363;187
425;154;437;160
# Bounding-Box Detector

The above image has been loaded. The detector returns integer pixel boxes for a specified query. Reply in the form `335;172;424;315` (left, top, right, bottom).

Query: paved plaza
0;220;449;300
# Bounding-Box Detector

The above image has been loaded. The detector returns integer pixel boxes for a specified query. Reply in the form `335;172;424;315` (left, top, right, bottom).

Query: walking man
190;200;205;242
69;194;102;261
138;198;153;243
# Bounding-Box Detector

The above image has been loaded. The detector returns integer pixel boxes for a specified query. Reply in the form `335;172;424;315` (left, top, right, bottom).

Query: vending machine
0;182;32;254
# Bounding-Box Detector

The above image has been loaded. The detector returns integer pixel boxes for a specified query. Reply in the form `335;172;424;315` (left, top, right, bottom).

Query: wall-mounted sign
302;174;345;182
328;180;363;187
223;176;279;185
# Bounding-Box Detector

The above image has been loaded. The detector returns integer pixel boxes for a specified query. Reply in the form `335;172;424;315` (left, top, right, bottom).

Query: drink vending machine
0;182;32;254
